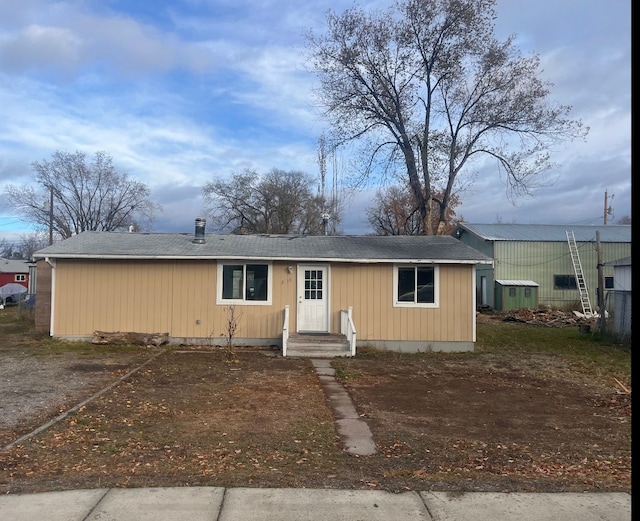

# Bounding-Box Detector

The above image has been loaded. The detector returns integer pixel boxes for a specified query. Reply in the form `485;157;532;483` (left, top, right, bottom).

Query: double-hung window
217;262;272;305
393;265;439;307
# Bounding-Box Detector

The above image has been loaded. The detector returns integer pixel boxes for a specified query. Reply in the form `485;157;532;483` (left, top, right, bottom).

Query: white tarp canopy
0;283;28;296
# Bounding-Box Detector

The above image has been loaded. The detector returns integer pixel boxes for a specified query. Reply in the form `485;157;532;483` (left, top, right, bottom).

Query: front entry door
297;265;329;332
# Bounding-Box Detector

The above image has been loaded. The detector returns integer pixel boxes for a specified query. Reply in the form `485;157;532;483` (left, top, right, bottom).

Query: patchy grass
0;306;35;334
0;311;631;494
475;315;631;383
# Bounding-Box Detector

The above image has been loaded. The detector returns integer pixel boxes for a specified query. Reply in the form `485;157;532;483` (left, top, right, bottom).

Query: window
524;288;532;298
394;265;438;307
217;262;271;305
509;287;516;297
554;274;577;290
15;274;26;282
605;276;614;289
304;269;323;300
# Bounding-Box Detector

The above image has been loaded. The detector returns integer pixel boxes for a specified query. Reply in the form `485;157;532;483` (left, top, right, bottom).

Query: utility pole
603;190;613;225
48;186;54;246
596;231;605;333
318;134;329;236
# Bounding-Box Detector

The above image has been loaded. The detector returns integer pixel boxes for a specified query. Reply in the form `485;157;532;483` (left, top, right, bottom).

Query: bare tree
0;238;17;259
220;305;243;362
367;184;460;235
18;232;49;259
307;0;588;235
4;150;159;240
0;232;49;260
202;168;335;235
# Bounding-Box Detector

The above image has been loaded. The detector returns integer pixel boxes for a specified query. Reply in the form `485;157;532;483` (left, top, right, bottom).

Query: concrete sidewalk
0;487;631;521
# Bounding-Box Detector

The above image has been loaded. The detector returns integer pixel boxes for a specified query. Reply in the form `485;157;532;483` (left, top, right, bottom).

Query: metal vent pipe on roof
193;217;206;244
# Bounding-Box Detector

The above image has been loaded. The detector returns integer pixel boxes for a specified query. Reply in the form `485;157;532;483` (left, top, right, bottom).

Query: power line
0;220;27;228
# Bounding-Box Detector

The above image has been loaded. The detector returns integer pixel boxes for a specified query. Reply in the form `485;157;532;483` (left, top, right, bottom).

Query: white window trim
392;264;439;308
216;261;273;306
15;274;26;282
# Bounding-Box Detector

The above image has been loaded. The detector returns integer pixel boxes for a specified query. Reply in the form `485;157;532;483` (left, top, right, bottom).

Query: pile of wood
92;330;169;346
480;308;597;327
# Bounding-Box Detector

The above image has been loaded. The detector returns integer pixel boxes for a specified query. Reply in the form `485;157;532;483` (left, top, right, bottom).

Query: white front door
297;264;329;332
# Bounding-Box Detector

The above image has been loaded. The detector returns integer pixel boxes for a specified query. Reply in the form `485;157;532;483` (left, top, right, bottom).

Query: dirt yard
0;311;631;495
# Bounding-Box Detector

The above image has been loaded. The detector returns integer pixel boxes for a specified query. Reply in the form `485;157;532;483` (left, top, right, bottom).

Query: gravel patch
2;354;101;429
0;345;154;432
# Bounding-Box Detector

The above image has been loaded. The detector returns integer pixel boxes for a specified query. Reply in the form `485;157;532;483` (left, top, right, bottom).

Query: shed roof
456;223;631;243
33;232;493;265
495;280;539;287
605;256;631;267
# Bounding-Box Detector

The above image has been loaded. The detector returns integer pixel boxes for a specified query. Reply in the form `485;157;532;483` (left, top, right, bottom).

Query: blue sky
0;0;631;244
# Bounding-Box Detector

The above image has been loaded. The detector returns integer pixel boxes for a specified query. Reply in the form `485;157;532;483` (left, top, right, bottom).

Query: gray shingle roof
456;223;631;242
33;232;492;264
0;258;30;274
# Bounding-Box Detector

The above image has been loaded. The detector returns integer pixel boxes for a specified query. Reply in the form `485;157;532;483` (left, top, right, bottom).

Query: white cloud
0;1;216;79
0;25;83;76
0;0;631;242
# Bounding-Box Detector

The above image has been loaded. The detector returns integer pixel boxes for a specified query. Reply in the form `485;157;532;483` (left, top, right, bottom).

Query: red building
0;257;30;291
0;257;29;304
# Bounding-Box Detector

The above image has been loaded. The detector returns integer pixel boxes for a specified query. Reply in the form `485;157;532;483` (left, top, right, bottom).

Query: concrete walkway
311;358;377;456
0;487;631;521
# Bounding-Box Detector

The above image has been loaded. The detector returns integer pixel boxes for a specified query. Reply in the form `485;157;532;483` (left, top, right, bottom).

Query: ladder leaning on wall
566;230;593;317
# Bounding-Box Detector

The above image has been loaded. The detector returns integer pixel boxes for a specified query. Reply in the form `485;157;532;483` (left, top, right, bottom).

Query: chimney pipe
193;217;206;244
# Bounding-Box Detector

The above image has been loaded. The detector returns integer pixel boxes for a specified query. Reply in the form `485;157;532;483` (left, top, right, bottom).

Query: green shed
495;280;539;311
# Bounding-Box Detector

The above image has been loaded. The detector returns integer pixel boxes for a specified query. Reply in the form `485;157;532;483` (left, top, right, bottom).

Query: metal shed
603;256;631;342
495;280;539;311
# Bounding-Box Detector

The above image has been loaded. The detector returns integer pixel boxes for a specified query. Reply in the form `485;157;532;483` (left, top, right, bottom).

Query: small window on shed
524;288;531;298
509;287;516;297
605;276;614;289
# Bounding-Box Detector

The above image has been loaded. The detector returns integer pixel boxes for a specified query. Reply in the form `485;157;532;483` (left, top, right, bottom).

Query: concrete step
285;347;352;358
285;333;352;357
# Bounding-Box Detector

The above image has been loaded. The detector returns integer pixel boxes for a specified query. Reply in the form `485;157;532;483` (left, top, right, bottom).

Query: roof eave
32;253;492;264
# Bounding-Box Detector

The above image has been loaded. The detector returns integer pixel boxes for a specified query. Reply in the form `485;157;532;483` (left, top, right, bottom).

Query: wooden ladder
566;230;593;317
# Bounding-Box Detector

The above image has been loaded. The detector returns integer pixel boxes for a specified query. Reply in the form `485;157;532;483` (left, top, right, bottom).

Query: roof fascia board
32;253;491;265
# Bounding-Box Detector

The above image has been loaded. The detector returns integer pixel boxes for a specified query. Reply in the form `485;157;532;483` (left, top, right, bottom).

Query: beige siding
52;260;297;340
54;260;175;337
330;262;474;342
50;259;473;343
